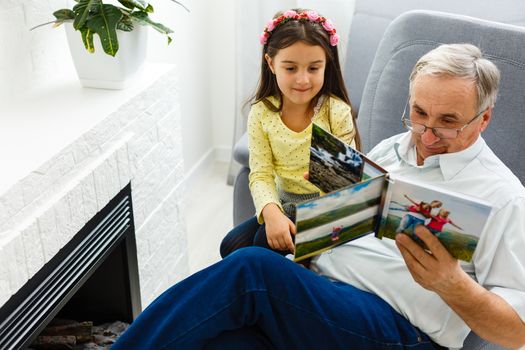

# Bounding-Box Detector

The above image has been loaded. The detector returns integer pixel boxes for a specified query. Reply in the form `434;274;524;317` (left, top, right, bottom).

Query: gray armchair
231;6;525;350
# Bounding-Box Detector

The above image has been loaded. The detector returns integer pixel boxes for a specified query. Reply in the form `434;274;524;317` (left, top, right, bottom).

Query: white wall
147;0;236;169
209;1;236;162
0;0;72;104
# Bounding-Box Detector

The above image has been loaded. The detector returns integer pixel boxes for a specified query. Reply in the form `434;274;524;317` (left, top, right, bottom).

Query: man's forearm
440;274;525;349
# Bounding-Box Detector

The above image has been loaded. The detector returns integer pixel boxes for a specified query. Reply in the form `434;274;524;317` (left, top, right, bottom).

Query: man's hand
395;225;467;294
262;203;296;253
396;225;525;348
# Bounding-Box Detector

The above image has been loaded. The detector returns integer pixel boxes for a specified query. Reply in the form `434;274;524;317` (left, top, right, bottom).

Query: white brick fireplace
0;63;189;311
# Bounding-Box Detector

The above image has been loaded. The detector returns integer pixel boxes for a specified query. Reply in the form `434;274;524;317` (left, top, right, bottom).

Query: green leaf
117;15;134;31
118;0;148;11
86;4;123;56
131;11;173;34
73;0;102;30
80;27;95;53
53;9;75;21
145;4;154;13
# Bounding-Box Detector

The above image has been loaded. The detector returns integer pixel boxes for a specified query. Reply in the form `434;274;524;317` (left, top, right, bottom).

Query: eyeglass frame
400;96;488;139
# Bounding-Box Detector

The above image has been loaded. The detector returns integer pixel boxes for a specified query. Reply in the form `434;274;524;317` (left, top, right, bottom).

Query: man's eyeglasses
401;97;487;139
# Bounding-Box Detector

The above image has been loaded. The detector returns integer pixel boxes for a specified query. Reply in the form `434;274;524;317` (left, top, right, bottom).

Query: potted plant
32;0;189;89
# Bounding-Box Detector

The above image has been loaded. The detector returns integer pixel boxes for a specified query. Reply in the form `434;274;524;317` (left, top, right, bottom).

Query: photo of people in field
378;177;493;262
294;175;387;261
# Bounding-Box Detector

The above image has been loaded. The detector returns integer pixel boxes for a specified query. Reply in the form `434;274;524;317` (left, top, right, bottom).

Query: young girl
220;8;360;258
427;208;463;235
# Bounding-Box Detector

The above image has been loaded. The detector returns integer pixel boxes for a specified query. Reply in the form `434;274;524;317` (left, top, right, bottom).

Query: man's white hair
409;43;501;113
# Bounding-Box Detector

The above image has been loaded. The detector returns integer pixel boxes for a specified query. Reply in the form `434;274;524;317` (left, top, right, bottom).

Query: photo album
293;124;493;262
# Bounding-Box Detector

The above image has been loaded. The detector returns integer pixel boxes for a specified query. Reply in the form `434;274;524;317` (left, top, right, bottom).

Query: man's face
409;74;492;165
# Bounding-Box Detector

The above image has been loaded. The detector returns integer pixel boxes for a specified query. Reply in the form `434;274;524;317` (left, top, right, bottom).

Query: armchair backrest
355;10;525;183
344;0;525;116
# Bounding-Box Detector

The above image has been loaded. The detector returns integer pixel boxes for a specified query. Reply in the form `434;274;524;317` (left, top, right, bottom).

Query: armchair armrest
233;132;249;167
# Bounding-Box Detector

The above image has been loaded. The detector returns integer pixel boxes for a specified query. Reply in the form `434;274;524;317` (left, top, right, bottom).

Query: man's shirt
311;132;525;348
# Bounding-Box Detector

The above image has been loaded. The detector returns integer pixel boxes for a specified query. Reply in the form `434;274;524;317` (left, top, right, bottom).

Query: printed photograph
308;124;365;193
294;176;387;261
378;178;493;262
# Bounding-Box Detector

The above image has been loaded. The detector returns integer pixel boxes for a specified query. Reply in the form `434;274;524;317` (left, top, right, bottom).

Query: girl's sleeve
247;106;283;223
330;98;357;149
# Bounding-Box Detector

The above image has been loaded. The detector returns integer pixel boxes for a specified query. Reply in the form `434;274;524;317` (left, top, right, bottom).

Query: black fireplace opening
0;183;141;350
58;237;137;324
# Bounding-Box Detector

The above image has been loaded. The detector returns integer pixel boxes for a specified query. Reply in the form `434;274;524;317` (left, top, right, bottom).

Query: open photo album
293;124;493;262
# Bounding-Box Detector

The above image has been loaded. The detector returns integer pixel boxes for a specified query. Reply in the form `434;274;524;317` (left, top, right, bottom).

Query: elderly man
111;44;525;350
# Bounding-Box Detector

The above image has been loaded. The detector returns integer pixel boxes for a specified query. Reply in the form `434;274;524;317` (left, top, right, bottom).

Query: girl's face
265;41;326;109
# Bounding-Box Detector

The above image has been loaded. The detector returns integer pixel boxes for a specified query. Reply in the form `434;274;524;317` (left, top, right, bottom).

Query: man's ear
265;53;275;74
480;107;493;132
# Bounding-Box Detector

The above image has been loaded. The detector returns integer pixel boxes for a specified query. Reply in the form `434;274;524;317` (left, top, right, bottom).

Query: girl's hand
262;203;296;253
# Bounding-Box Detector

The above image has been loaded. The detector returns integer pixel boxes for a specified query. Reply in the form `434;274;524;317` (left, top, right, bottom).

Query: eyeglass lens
408;121;459;139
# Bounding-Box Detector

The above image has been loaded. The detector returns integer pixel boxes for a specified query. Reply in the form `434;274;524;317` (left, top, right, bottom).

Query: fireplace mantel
0;63;189;309
0;63;173;196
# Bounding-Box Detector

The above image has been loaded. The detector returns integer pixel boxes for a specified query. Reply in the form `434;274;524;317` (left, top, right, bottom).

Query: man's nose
420;127;440;145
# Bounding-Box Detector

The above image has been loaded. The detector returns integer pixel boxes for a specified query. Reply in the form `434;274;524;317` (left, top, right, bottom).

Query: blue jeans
220;215;293;257
396;214;425;234
111;247;436;350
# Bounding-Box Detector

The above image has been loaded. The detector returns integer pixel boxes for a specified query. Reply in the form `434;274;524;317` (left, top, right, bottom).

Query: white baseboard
214;146;233;163
183;146;232;190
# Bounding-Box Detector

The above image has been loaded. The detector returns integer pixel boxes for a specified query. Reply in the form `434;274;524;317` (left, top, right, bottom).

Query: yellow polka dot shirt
248;95;357;223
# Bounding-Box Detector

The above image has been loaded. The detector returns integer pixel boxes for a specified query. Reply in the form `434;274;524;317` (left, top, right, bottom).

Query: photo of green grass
296;197;380;231
295;217;376;261
294;176;387;261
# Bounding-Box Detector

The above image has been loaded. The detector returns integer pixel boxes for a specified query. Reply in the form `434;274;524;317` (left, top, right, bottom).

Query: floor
184;161;234;274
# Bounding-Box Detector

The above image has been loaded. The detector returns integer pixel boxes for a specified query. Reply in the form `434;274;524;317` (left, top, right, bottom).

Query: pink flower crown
260;10;340;47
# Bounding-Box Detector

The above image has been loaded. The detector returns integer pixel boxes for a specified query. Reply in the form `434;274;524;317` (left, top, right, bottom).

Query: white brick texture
0;68;188;310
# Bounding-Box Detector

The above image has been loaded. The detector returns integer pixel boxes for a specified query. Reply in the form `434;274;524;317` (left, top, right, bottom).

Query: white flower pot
65;23;148;89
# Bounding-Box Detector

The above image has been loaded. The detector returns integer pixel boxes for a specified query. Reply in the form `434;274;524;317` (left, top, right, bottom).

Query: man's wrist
439;270;483;305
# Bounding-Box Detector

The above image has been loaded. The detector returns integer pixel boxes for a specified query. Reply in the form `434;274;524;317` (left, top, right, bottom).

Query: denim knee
220;217;260;258
219;237;233;258
227;246;280;262
225;247;287;274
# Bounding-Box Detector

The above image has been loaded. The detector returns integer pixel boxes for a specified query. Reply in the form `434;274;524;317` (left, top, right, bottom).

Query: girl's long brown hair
251;9;361;150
